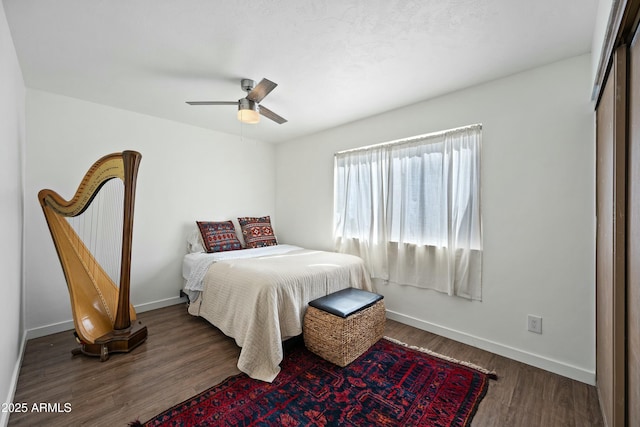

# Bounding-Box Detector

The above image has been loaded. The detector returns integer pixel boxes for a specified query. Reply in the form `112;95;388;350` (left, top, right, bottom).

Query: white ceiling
3;0;599;144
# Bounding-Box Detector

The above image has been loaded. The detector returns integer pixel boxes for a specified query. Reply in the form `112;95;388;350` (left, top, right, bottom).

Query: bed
182;244;373;382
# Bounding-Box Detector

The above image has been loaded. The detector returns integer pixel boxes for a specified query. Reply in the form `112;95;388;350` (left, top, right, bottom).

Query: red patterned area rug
131;337;496;427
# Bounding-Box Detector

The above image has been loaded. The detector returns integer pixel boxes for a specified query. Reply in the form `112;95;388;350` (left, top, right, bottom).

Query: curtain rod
335;123;482;155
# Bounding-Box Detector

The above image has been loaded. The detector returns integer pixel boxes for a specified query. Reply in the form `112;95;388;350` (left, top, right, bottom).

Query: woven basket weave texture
303;300;386;367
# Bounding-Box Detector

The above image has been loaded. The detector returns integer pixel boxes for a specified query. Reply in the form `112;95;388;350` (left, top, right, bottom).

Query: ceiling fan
186;78;287;124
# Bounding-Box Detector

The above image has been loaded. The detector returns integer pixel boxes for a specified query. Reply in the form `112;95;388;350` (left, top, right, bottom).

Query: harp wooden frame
38;150;147;361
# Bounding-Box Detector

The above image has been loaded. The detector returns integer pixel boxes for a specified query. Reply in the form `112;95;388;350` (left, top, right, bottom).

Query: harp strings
66;179;124;287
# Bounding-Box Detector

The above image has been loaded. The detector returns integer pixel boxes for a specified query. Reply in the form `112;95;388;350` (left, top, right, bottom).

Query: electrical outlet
527;315;542;334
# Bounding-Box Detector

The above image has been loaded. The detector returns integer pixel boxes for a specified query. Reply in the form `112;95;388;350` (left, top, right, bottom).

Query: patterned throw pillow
238;216;278;248
196;221;243;253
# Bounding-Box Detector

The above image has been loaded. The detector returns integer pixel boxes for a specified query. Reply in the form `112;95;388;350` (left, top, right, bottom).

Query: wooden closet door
596;46;627;427
628;30;640;427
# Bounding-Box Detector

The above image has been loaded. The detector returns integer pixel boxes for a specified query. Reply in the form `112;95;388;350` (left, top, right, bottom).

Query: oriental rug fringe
131;337;496;426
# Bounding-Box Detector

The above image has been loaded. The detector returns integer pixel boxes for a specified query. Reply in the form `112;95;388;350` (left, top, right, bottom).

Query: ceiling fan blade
259;105;287;124
246;78;277;103
186;101;237;106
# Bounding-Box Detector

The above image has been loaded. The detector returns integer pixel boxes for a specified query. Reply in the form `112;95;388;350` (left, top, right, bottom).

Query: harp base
71;320;148;362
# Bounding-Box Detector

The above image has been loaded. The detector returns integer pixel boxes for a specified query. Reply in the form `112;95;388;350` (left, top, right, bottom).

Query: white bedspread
188;248;372;382
183;244;304;294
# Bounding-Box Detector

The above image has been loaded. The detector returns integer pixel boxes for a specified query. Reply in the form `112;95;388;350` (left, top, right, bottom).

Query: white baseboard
1;331;27;427
25;295;187;340
134;295;187;314
386;309;596;385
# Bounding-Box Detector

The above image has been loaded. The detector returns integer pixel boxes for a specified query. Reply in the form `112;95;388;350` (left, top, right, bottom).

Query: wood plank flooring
8;304;603;426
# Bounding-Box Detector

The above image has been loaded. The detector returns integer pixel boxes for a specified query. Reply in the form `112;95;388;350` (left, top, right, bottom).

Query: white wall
591;0;613;95
24;90;276;336
0;3;25;426
275;54;596;384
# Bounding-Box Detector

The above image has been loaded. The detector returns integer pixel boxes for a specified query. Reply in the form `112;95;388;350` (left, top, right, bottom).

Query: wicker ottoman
303;288;386;367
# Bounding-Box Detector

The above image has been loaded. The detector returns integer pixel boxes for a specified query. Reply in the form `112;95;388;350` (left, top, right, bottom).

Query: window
333;124;482;300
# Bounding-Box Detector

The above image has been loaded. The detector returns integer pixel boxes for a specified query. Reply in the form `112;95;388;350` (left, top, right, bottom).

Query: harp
38;150;147;361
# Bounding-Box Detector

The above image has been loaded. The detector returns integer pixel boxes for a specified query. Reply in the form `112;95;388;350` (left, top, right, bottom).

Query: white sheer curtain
333;124;482;300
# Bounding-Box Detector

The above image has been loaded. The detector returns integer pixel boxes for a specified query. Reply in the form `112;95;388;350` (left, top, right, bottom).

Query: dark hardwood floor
9;304;603;426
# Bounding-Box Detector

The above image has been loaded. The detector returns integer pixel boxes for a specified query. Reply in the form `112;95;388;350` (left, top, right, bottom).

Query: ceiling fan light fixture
186;78;286;124
238;99;260;124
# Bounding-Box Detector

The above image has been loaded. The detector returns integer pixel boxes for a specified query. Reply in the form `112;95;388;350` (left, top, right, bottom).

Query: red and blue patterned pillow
196;220;243;253
238;216;278;248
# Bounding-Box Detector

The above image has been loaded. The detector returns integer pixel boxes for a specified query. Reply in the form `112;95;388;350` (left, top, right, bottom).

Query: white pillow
187;228;205;253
